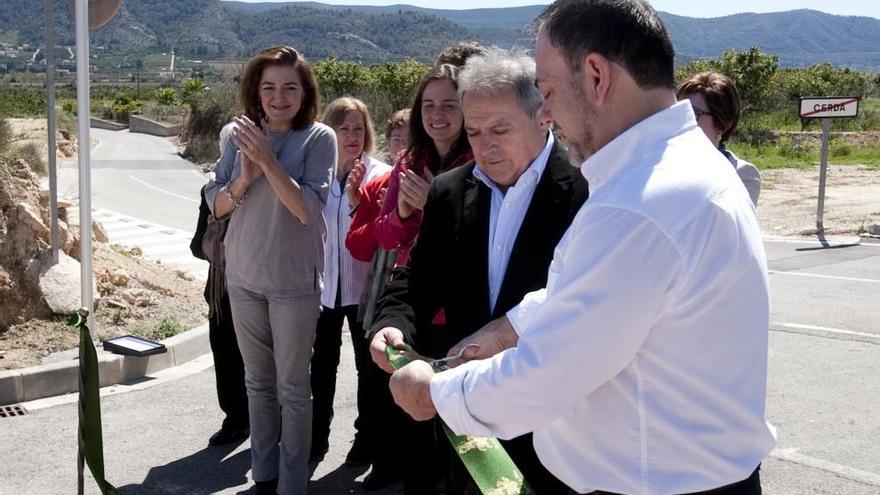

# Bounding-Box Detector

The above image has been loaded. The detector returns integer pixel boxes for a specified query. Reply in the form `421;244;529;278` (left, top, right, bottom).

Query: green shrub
154;317;184;340
61;99;77;115
153;87;178;106
111;93;143;121
0;117;10;154
0;87;46;117
830;140;852;157
180;133;222;164
6;142;47;175
182;77;208;103
776;137;812;160
180;85;238;163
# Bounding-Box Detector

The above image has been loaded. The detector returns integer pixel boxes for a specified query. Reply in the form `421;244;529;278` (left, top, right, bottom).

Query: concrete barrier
129;115;183;137
90;117;127;131
0;324;209;405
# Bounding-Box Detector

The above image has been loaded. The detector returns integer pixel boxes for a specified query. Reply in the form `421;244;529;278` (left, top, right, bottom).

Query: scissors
399;344;481;370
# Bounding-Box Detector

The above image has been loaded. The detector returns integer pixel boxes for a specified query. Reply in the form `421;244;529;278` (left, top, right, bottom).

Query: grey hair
458;48;544;120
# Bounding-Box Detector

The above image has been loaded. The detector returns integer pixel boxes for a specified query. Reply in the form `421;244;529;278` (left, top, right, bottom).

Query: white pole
75;0;94;329
45;0;59;264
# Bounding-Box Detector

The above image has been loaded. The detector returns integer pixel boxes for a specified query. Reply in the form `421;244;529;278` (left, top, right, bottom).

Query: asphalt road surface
58;128;207;232
57;127;210;277
5;129;879;494
1;237;877;494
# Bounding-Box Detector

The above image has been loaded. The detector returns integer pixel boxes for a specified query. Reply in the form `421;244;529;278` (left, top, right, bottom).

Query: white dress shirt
321;155;390;308
431;101;777;495
473;133;554;314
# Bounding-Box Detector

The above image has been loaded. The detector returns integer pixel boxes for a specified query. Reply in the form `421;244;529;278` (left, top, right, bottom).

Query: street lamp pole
74;0;94;331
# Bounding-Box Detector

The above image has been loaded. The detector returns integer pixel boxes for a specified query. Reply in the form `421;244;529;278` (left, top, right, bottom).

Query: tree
313;57;370;101
181;77;207;103
713;47;779;114
676;48;779;114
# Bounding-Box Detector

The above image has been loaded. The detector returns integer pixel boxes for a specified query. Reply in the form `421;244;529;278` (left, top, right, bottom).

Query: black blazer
372;137;589;356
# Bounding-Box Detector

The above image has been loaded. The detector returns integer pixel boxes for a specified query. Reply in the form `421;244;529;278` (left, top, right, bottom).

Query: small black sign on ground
102;335;167;357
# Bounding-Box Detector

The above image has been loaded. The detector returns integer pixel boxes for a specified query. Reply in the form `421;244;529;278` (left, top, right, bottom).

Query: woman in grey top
205;45;336;495
677;71;761;207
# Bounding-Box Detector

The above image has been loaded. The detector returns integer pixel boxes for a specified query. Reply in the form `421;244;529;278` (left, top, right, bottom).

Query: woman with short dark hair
677;71;761;206
205;45;336;495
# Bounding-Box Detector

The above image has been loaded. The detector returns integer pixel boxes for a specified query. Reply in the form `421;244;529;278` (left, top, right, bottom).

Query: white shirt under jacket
473;133;553;315
430;101;777;495
321;155;390;308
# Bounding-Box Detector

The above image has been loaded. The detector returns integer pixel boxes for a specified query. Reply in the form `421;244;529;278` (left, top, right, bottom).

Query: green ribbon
68;313;119;495
386;345;535;495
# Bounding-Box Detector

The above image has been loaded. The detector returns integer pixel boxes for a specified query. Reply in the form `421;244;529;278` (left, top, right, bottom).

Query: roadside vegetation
3;47;880;167
676;47;880;168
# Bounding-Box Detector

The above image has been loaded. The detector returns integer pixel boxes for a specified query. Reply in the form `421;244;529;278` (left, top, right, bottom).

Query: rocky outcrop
0;159;107;328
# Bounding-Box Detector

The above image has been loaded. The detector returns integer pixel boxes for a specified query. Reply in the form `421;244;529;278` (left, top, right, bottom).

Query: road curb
0;324;210;406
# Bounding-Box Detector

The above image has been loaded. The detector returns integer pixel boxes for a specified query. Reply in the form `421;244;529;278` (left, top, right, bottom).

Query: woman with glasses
677;72;761;206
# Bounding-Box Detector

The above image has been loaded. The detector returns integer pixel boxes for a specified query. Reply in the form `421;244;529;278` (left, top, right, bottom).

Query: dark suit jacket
373;136;588;355
371;136;588;494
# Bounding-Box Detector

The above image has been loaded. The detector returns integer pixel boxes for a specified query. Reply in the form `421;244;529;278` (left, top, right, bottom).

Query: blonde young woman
205;46;336;495
310;97;390;466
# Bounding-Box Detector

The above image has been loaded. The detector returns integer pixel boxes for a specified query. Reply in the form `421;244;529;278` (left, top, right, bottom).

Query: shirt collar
473;132;554;192
581;100;697;192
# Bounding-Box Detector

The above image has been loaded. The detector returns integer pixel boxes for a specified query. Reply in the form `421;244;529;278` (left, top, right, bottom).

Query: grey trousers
228;284;321;495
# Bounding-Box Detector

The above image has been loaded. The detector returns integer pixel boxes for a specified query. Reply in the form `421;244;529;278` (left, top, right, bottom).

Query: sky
233;0;880;19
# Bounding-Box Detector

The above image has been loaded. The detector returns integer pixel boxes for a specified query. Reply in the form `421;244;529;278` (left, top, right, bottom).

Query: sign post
45;0;60;263
798;97;860;241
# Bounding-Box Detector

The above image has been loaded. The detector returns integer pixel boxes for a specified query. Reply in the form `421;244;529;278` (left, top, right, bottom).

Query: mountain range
2;0;880;68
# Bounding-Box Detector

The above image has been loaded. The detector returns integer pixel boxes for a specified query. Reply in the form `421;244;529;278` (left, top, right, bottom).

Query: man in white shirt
385;1;777;494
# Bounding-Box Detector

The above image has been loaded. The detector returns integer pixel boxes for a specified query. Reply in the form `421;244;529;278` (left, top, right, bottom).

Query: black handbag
191;183;231;322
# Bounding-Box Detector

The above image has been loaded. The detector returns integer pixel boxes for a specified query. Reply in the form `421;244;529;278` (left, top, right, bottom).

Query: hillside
3;1;880;68
227;2;880;68
0;0;474;63
662;10;880;69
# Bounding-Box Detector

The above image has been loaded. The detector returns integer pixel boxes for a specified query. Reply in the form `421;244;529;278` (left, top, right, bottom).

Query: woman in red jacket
347;63;472;267
344;63;472;493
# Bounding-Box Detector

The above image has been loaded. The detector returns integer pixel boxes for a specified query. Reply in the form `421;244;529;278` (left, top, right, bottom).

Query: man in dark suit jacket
370;51;588;495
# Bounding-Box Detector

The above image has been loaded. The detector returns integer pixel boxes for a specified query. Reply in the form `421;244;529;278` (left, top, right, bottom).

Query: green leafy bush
180;85;238;163
153;87;178;106
0;87;46;117
6;142;47;175
154;317;184;340
61;99;77;115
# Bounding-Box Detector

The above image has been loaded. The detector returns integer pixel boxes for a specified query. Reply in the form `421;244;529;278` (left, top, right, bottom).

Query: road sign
796;96;860;238
799;97;859;119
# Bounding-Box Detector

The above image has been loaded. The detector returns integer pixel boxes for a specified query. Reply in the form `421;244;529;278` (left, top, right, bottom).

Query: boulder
119;288;153;307
109;269;130;287
93;219;109;243
16;201;50;241
38;251;96;315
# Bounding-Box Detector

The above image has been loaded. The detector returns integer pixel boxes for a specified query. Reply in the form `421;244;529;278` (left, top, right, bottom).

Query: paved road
58;128;209;277
10;130;880;494
1;237;878;494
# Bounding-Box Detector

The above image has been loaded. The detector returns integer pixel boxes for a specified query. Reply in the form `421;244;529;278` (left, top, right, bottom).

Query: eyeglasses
693;108;713;120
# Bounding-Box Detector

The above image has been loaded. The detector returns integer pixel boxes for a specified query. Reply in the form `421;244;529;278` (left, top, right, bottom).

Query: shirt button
504;202;511;208
496;244;502;251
